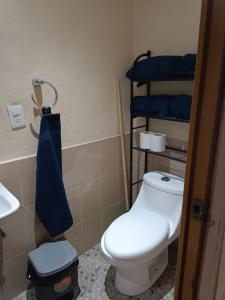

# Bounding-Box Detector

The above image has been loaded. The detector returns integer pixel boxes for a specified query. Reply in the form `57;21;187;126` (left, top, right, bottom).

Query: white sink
0;182;20;222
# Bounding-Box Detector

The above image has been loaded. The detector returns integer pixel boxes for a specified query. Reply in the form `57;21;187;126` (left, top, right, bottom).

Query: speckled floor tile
13;243;176;300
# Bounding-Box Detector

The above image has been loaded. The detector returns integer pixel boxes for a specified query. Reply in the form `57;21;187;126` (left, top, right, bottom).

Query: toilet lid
104;209;169;260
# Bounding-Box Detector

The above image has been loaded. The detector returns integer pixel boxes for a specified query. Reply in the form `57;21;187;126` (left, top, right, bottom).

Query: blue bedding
131;95;192;120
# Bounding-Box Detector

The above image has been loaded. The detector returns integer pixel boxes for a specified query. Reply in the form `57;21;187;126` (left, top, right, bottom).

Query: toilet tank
132;171;184;239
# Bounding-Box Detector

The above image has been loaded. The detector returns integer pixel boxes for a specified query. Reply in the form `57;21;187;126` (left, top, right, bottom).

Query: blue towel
126;56;181;81
170;95;192;120
131;94;192;120
36;114;73;237
174;54;196;77
126;54;196;82
131;95;174;117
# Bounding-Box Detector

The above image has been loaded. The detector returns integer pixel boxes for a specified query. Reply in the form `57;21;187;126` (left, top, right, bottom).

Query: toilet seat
104;208;169;260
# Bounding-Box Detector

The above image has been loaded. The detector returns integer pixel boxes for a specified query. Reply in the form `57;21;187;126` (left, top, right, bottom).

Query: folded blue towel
126;54;196;82
131;94;192;120
126;56;180;81
170;95;192;120
174;54;196;77
36;114;73;237
131;95;174;117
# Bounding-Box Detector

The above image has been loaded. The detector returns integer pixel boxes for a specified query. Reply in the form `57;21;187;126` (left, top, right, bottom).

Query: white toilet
101;171;184;296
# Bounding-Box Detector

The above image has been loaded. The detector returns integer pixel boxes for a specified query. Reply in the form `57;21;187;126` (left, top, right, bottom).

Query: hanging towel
36;114;73;237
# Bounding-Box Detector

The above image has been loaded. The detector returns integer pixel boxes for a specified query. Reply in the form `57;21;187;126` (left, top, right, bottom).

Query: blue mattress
131;95;192;121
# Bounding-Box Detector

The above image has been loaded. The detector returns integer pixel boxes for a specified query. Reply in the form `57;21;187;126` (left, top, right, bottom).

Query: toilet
101;171;184;296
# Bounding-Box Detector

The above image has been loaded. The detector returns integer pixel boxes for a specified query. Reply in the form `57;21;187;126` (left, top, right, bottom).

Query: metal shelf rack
129;51;193;208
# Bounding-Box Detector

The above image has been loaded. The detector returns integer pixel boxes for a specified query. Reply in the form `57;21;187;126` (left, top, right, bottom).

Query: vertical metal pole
129;81;134;208
145;116;149;173
144;50;151;174
145;81;151;173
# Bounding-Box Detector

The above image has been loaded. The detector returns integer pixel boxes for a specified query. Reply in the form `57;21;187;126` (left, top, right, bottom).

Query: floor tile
12;243;176;300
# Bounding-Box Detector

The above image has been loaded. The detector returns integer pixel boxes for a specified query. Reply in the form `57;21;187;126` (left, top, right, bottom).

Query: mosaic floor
13;243;176;300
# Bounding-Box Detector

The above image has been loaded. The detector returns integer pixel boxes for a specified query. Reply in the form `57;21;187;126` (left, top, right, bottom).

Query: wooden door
174;0;225;299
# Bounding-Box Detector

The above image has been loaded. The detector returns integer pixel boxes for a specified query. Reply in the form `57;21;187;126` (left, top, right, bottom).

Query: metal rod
144;51;151;174
132;179;143;186
31;78;58;110
0;228;7;238
132;125;146;130
135;115;190;123
129;81;134;209
132;146;187;163
144;117;149;172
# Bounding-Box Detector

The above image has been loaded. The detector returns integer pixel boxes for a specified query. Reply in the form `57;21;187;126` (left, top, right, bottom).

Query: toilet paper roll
150;133;166;152
140;131;152;149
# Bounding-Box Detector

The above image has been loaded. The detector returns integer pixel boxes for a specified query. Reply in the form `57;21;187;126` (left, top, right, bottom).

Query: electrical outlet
7;104;26;129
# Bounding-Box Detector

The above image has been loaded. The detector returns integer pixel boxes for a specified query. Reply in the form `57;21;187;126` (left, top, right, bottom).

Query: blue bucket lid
28;240;78;277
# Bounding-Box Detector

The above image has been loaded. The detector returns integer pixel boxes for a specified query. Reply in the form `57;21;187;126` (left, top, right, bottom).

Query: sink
0;182;20;222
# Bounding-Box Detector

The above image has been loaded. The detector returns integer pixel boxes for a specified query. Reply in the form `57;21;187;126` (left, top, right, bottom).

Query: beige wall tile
0;161;21;203
148;156;170;173
2;253;28;300
23;204;52;249
63;142;100;190
2;209;29;262
76;142;100;184
170;168;185;178
170;160;186;178
62;147;81;189
117;169;126;201
100;171;118;210
82;214;101;252
79;178;101;220
101;203;118;234
66;187;81;224
116;134;130;171
65;224;84;255
17;156;36;206
132;162;145;184
100;137;118;175
118;200;127;216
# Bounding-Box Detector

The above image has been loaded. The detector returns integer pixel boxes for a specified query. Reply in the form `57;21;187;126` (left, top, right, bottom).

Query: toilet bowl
101;171;184;296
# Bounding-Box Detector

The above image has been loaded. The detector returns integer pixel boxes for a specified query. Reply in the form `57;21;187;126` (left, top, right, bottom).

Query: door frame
174;0;225;299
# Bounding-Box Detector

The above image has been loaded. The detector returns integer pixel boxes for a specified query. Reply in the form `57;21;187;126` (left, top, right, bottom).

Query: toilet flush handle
161;176;170;182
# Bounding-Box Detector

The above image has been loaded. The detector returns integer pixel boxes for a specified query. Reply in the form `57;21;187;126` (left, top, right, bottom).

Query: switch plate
7;104;26;129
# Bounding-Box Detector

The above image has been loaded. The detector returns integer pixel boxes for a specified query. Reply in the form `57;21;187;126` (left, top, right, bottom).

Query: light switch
7;104;26;129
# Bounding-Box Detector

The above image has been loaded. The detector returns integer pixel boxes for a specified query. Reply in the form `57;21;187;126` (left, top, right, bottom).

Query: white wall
133;0;201;56
0;0;202;162
0;0;133;162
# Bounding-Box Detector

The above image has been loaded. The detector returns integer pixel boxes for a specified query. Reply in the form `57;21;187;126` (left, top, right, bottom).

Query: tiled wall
0;136;127;300
0;133;186;300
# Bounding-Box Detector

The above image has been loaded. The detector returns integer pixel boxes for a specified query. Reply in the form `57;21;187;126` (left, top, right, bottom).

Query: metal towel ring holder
31;78;58;110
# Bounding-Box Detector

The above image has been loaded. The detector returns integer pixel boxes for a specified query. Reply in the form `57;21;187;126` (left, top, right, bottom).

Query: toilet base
115;249;168;296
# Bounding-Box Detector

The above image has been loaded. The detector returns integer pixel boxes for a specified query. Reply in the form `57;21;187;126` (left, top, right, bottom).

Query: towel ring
31;78;58;109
